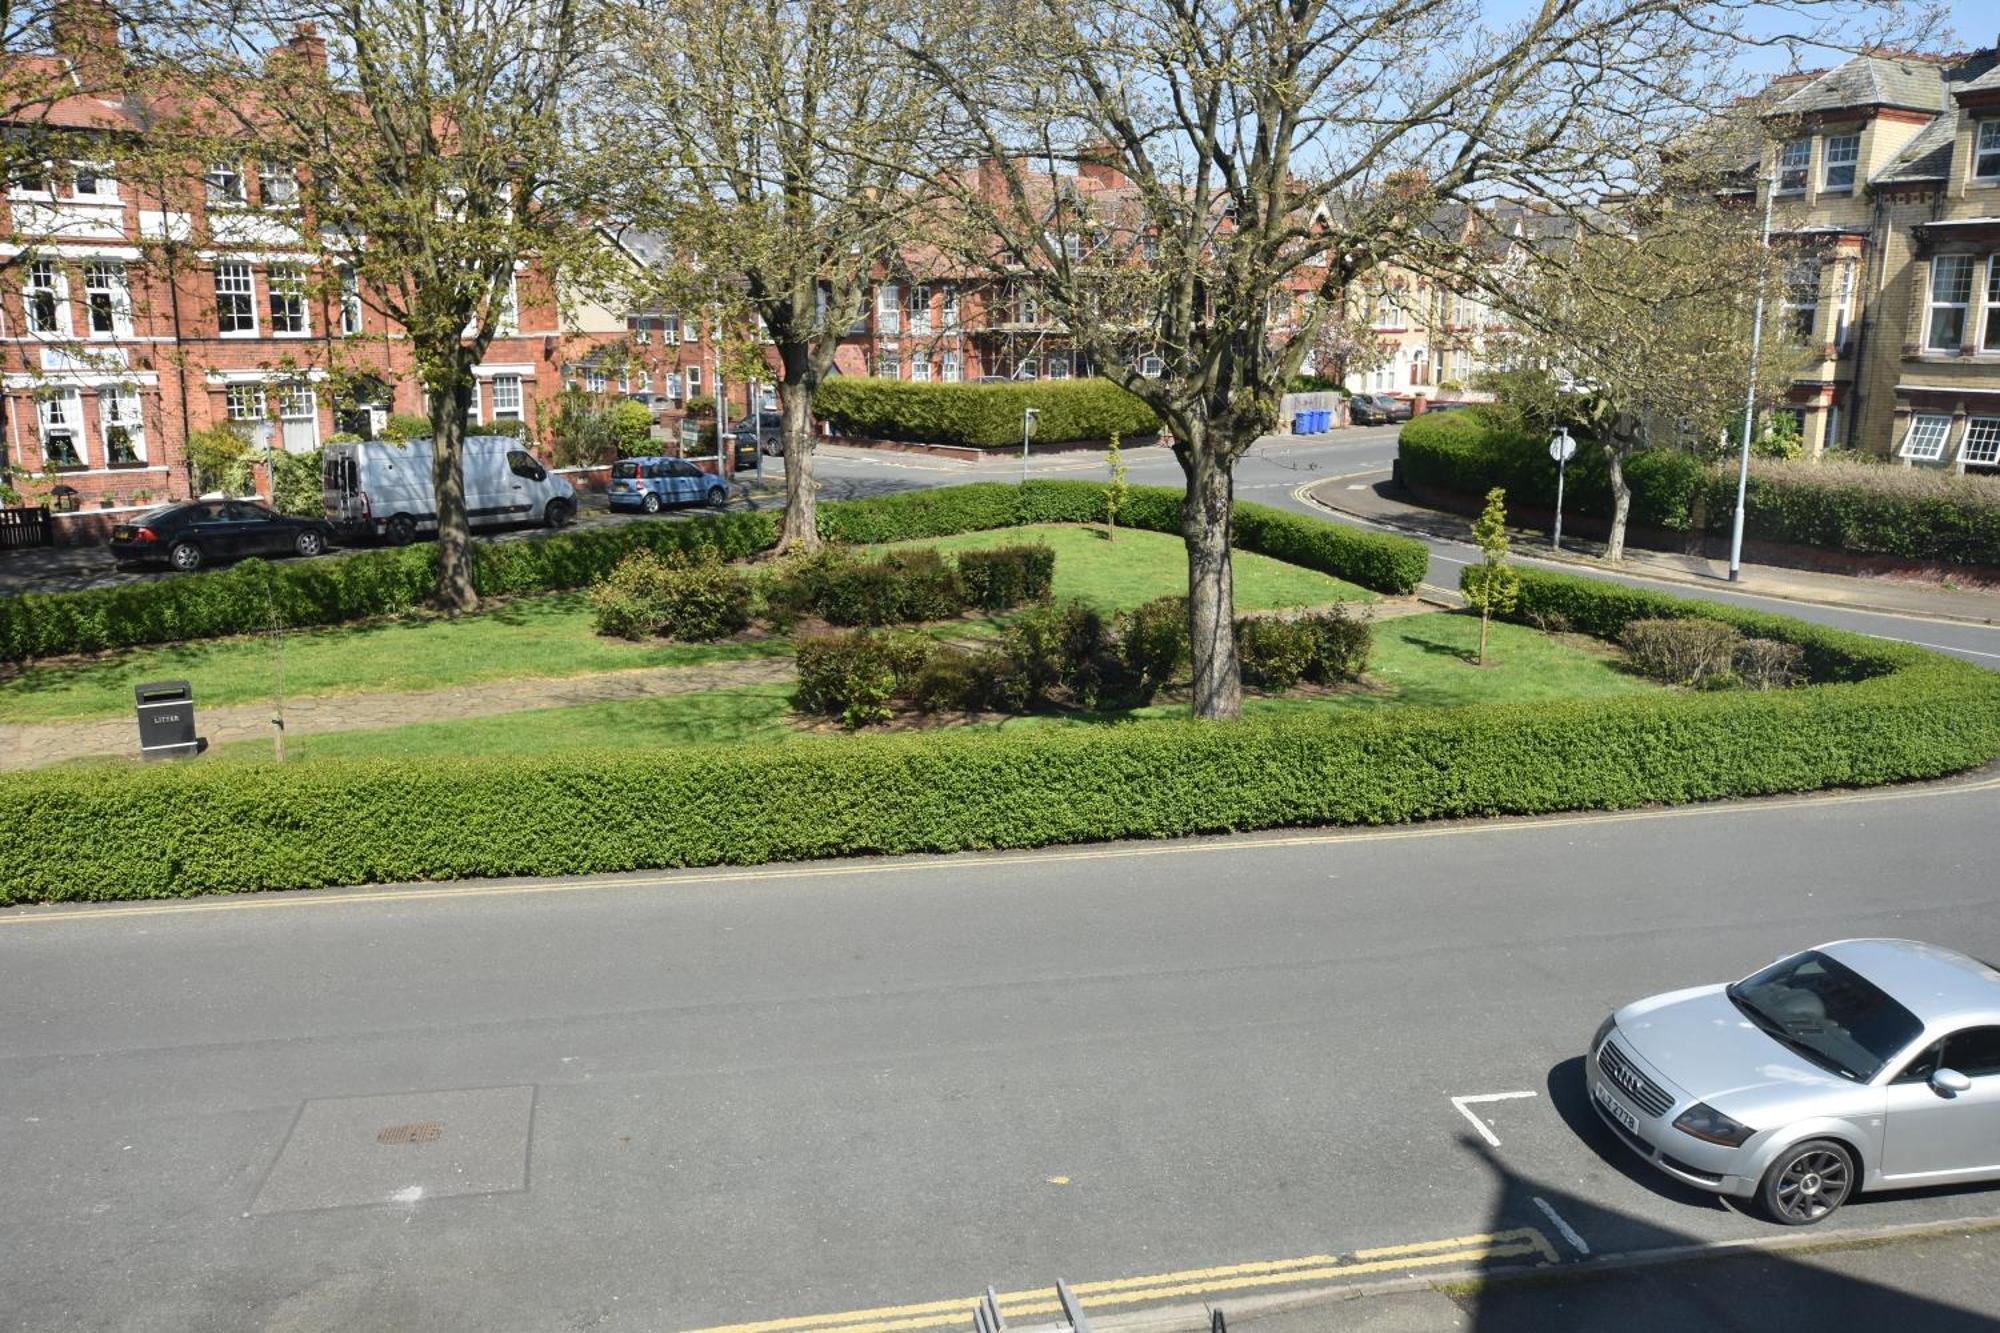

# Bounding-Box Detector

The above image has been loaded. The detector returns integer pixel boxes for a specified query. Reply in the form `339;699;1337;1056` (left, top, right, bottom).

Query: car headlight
1672;1102;1754;1147
1591;1013;1617;1056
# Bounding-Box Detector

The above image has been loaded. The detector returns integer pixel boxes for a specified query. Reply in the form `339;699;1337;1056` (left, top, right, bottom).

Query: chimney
1074;142;1129;190
270;21;327;73
50;0;121;88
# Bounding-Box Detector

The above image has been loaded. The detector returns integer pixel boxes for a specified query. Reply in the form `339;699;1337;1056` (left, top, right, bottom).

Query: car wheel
168;540;203;572
705;486;728;509
544;498;574;529
294;529;326;558
1758;1139;1855;1226
385;514;417;546
641;492;661;515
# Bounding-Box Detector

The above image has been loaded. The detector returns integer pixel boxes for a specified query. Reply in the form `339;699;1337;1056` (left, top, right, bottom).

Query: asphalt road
800;428;2000;666
6;774;2000;1331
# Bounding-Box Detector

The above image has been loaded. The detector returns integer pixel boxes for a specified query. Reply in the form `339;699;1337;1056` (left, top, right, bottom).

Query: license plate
1595;1081;1641;1135
111;525;134;541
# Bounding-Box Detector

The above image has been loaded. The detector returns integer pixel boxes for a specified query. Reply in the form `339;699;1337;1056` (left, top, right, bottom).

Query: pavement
1302;472;2000;628
6;770;2000;1331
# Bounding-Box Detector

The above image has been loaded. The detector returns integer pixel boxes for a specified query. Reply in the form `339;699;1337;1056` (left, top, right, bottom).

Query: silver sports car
1588;939;2000;1224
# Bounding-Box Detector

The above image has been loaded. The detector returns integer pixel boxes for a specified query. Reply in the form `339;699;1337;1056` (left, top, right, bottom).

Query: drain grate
376;1121;443;1145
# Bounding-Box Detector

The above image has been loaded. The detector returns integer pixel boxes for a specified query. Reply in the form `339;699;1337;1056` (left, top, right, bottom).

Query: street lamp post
1729;172;1779;582
1021;407;1039;484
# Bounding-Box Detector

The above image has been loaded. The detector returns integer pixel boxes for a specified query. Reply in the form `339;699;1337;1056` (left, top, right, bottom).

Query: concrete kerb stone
1087;1212;2000;1333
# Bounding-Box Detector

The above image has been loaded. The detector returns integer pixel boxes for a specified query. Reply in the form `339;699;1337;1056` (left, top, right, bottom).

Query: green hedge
1399;411;2000;566
0;482;1427;662
6;570;1995;903
815;378;1159;448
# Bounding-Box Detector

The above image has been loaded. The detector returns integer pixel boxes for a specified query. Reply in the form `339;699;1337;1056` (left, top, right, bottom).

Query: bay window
1978;121;2000;181
1926;256;1973;351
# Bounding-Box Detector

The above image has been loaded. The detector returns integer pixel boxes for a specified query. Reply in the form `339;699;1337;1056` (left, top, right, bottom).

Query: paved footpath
0;656;795;769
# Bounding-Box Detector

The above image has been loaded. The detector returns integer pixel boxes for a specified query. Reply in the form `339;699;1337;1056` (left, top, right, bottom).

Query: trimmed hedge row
815;378;1159;448
1399;409;2000;566
6;571;1995;902
0;482;1428;662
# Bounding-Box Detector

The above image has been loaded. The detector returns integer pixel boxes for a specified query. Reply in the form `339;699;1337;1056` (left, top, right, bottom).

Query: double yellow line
685;1229;1559;1333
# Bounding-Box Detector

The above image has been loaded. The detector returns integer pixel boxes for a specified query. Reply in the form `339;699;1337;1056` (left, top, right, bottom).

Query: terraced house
1755;42;2000;468
0;4;625;540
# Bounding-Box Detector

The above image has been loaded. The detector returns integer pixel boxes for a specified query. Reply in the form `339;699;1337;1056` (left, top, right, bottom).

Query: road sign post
1549;428;1576;550
1021;407;1040;484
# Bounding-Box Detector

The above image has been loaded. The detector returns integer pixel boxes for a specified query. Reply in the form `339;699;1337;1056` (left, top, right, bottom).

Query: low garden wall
1399;409;2000;572
5;547;1998;904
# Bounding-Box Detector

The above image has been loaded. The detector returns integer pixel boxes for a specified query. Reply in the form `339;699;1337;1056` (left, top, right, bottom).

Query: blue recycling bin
1292;411;1310;435
1311;409;1328;433
1318;409;1332;432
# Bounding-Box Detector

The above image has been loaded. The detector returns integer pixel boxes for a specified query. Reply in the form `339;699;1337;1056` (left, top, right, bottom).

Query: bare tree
915;0;1924;718
597;0;954;553
159;0;608;610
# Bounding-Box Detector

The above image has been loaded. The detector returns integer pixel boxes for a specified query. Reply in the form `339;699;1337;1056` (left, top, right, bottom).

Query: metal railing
0;505;52;549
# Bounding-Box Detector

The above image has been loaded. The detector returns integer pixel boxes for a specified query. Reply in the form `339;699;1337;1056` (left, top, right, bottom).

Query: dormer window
1977;121;2000;181
1822;134;1859;191
1776;140;1810;194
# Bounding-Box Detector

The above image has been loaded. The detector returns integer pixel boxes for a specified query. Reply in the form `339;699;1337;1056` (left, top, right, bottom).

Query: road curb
1295;478;2000;631
1089;1212;2000;1331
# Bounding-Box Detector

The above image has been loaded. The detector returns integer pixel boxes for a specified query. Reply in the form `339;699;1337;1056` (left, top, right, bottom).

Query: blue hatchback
608;456;731;513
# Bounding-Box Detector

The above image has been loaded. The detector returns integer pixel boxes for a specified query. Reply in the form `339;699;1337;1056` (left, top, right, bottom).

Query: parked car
1588;939;2000;1225
608;456;731;513
110;500;335;572
1349;393;1413;426
732;410;787;457
322;436;576;543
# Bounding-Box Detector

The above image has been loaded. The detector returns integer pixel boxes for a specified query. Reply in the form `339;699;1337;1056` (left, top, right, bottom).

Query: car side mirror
1932;1067;1972;1096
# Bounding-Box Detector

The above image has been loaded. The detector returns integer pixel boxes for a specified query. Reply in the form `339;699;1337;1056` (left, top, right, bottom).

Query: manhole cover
376;1122;443;1145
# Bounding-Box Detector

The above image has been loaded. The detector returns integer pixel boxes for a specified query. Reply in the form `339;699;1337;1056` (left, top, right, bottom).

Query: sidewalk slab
1307;476;2000;627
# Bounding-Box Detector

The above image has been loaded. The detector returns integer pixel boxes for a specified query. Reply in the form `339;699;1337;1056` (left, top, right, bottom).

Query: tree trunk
1604;442;1632;564
430;375;478;612
1478;607;1490;666
775;377;819;554
1180;439;1241;721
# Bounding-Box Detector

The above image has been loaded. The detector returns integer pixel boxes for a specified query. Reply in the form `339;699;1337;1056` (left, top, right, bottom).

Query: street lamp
1020;407;1040;484
1728;171;1779;582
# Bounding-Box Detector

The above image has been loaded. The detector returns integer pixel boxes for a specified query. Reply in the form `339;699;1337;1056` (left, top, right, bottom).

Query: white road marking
390;1185;424;1204
1449;1090;1539;1148
1532;1197;1591;1256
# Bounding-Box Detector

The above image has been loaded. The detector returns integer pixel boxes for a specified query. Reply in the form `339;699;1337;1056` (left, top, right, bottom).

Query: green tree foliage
1460;488;1520;666
1105;433;1129;540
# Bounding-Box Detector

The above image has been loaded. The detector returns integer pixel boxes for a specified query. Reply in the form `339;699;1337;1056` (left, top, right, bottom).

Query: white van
321;436;577;544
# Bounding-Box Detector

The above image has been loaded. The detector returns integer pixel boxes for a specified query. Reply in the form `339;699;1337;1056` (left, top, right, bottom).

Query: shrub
0;481;1425;663
815;378;1159;448
1735;637;1805;690
794;630;908;727
1002;601;1116;705
383;413;433;443
1299;607;1372;683
957;544;1056;611
474;418;531;440
9;583;1997;904
1620;618;1743;688
1237;616;1318;688
1123;595;1189;699
186;426;255;496
603;399;657;456
588;549;751;642
261;446;325;517
800;547;966;626
909;652;984;713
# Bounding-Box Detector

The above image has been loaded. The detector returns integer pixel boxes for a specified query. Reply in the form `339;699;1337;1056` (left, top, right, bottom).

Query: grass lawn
0;594;789;724
139;611;1651;766
874;524;1373;614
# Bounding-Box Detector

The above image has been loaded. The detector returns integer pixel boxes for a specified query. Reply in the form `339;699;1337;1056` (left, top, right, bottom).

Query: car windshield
612;461;642;479
1727;950;1923;1082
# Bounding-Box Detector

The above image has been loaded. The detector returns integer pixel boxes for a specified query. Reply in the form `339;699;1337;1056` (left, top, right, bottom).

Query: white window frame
100;385;145;464
1834;262;1856;353
1776;139;1810;194
339;265;363;336
1784;258;1821;343
941;352;961;383
664;371;683;402
268;263;310;336
1927;256;1973;352
491;374;523;421
215;261;258;337
584;368;607;394
25;258;70;336
225;383;265;423
1899;412;1952;462
911;357;932;383
71;162;117;201
258;159;298;208
909;283;932;335
1016;357;1040;380
37;388;84;468
875;351;900;380
941;286;959;329
1985;256;2000;353
661;312;681;343
277;383;319;453
684;364;701;397
205;161;244;208
1140;354;1164;378
1822;133;1860;191
1978;121;2000;181
1048;356;1071;380
1017;289;1039;326
1960;417;2000;469
877;282;901;335
83;260;132;338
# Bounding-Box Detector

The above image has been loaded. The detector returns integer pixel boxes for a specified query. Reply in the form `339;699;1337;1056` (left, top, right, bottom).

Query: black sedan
109;500;334;572
1349;393;1414;426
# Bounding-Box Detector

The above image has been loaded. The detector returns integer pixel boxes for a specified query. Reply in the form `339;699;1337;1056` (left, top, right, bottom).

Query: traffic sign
1549;430;1577;463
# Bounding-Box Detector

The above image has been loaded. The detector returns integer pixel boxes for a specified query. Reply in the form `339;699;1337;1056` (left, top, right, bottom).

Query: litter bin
134;680;203;760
